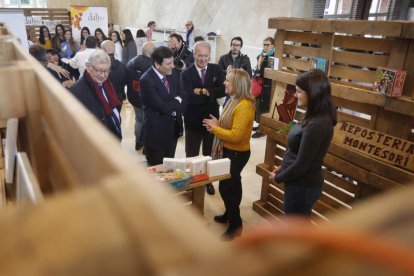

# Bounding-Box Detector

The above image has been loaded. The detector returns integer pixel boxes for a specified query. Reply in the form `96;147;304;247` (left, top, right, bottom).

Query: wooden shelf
268;17;404;37
384;96;414;117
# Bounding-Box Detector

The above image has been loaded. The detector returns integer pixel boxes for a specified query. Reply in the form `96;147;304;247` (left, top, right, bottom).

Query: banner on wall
70;6;108;42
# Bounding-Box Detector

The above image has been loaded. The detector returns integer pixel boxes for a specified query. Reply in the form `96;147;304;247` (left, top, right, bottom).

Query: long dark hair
94;28;108;41
295;69;337;126
38;25;50;45
55;24;65;37
122;29;134;44
80;26;91;45
136;29;146;38
110;31;123;47
63;29;78;53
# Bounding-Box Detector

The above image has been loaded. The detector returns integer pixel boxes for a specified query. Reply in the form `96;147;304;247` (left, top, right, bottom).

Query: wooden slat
329;65;376;85
324;169;357;194
0;169;5;207
282;57;309;71
384;96;414;117
324;153;370;184
268;17;403;37
337;110;370;128
284;44;326;59
313;197;338;215
284;31;324;45
402;22;414;39
15;152;43;204
368;172;405;191
331;50;389;68
322;181;354;204
333;96;378;116
333;35;393;53
268;193;284;212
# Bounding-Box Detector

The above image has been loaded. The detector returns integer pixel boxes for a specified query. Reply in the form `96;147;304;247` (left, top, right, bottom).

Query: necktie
99;85;121;135
201;68;206;85
162;77;170;93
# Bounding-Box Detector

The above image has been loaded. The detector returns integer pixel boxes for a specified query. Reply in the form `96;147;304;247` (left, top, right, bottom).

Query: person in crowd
126;42;155;151
269;69;337;216
37;25;53;49
80;26;91;46
203;68;255;240
26;27;36;46
47;49;74;88
108;23;114;36
140;46;185;166
70;49;122;140
70;35;97;77
135;29;147;56
110;31;123;62
145;21;156;41
168;33;194;71
94;28;108;47
101;40;128;105
185;20;204;49
121;29;137;65
218;37;252;77
59;29;80;59
181;41;226;195
252;37;275;138
52;24;65;51
29;44;71;84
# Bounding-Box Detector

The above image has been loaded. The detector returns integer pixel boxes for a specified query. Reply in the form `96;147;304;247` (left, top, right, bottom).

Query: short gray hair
87;49;110;66
194;41;211;54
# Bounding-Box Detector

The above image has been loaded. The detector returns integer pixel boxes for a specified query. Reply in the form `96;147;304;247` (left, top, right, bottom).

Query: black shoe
135;143;143;151
252;126;259;131
206;184;215;195
221;224;243;241
214;214;228;224
252;131;265;138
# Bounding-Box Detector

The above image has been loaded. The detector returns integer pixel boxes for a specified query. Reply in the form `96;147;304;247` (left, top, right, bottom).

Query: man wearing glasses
218;37;252;77
70;49;123;140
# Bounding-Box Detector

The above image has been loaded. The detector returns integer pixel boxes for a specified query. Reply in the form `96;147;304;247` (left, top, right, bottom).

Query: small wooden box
374;67;407;97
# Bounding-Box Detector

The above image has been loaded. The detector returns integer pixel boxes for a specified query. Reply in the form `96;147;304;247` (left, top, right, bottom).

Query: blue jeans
283;185;323;216
134;107;144;146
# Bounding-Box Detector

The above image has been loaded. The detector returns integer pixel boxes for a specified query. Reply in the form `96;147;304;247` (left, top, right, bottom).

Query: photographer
168;33;194;71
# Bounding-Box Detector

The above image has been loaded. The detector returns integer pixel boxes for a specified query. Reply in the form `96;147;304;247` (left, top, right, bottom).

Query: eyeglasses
91;64;110;75
231;43;241;47
263;43;272;47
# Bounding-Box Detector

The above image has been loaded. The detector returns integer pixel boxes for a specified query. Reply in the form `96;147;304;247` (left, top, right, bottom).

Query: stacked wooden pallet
254;18;414;222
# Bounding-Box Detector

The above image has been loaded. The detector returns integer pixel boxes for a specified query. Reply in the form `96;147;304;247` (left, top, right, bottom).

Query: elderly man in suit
140;46;185;166
181;41;226;195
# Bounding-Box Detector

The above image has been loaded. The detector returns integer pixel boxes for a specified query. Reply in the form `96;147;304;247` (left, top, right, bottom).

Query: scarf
84;70;121;115
257;48;274;70
211;98;240;159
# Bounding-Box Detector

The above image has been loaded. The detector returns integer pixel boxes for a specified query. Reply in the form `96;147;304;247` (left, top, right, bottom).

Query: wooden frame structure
254;18;414;221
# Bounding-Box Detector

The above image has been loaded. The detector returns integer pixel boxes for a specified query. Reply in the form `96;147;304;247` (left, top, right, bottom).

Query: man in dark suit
140;46;185;166
70;49;122;140
181;41;226;195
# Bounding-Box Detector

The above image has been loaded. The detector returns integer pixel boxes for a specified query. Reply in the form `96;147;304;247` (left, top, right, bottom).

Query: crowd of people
28;19;335;241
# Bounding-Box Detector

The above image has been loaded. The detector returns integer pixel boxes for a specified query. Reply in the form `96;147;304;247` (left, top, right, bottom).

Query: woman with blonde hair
203;68;255;240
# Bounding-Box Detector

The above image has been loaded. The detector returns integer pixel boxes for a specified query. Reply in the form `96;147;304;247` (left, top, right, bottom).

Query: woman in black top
95;28;108;47
269;69;337;216
80;26;91;46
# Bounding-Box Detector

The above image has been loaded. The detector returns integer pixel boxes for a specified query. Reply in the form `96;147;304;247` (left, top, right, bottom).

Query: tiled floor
120;103;269;236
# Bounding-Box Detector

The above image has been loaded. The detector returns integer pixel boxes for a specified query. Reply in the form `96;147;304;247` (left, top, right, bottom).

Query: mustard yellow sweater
213;99;255;151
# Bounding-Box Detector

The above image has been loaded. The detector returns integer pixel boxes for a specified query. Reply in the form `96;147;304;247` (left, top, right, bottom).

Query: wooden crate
254;18;414;221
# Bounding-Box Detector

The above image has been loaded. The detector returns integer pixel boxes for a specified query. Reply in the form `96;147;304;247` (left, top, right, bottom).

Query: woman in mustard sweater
203;68;255;240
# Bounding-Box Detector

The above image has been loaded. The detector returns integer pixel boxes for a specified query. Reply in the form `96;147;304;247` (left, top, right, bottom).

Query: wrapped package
207;158;231;177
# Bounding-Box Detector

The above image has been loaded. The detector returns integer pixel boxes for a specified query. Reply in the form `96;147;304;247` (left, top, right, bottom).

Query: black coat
140;67;185;149
218;51;252;77
126;55;152;108
108;55;128;101
181;63;225;132
70;76;122;139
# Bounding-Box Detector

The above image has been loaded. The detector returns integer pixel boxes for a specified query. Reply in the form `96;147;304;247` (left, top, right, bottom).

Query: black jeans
283;184;323;216
185;128;214;157
219;148;250;228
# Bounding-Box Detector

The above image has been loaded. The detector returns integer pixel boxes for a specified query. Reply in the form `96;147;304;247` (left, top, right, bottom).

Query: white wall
112;0;314;63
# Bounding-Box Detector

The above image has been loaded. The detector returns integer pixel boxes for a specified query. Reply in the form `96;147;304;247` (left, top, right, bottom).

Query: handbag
251;76;263;97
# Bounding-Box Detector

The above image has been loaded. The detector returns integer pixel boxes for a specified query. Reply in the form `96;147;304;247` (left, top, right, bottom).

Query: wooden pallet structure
254;18;414;221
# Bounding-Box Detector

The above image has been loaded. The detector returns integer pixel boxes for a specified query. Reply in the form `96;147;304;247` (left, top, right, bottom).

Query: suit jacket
140;67;185;149
181;63;225;132
108;55;128;101
70;76;122;139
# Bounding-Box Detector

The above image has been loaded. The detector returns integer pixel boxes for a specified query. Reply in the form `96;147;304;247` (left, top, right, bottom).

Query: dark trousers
185;128;214;157
283;184;323;216
145;141;177;166
219;148;250;228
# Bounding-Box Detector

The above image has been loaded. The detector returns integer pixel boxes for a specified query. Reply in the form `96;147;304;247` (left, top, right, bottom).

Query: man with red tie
140;46;185;166
181;41;226;195
70;49;122;140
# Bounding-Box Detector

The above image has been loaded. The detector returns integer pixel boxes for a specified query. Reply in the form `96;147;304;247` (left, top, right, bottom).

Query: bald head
101;40;115;55
142;42;155;57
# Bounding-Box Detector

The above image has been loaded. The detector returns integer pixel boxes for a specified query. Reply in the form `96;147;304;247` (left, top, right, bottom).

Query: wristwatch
200;88;204;95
